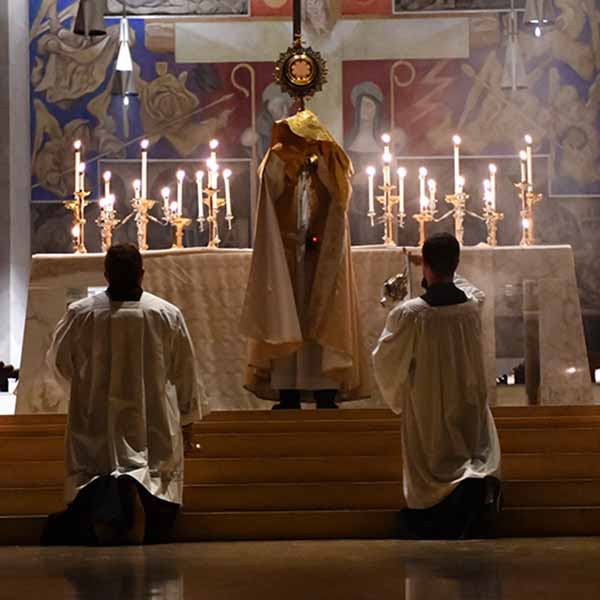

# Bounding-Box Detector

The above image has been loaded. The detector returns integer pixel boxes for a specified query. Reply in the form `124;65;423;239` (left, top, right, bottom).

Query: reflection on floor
1;539;600;599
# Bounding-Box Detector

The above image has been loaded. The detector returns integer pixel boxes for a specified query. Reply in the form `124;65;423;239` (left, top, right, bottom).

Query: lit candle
103;171;111;199
489;163;497;210
397;167;407;214
170;201;178;215
78;162;86;192
419;167;428;210
519;150;527;184
74;140;82;193
161;187;170;212
483;179;492;206
176;170;185;216
133;178;141;199
196;171;204;219
140;139;149;199
366;166;376;214
107;194;115;215
452;135;461;194
522;217;530;233
457;175;465;195
428;179;437;206
209;139;219;188
524;134;533;188
223;169;232;217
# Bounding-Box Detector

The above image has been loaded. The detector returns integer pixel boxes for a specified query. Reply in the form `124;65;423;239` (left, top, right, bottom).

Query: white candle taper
484;179;492;206
419;167;428;210
176;170;185;216
428;179;437;206
452;135;461;194
366;166;376;214
209;139;219;188
524;134;533;188
397;167;406;214
519;150;527;183
196;171;204;219
106;194;115;215
141;139;149;199
78;162;86;192
133;178;141;199
382;133;392;186
103;171;111;199
223;169;232;217
74;140;82;193
488;163;497;210
161;186;170;211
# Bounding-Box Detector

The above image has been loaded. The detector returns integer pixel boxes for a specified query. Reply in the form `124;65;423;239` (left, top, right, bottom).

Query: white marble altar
16;245;592;413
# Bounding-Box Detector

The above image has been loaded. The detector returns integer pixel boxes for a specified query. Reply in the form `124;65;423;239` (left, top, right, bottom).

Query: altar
16;245;592;413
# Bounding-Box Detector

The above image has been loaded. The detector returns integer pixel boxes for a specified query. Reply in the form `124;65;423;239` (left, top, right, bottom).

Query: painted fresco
28;0;600;323
106;0;249;15
393;0;525;12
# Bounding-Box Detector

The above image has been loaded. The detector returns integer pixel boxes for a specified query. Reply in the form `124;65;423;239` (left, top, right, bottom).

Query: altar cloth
16;245;591;413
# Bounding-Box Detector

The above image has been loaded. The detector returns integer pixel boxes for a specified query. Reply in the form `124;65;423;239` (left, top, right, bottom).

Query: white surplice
372;277;501;509
47;291;204;506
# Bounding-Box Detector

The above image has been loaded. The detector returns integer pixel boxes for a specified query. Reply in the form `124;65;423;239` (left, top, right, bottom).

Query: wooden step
503;480;600;508
498;428;600;453
498;506;600;537
503;453;600;480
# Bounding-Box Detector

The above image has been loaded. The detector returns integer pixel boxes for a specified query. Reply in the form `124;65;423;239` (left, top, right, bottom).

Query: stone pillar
0;0;31;366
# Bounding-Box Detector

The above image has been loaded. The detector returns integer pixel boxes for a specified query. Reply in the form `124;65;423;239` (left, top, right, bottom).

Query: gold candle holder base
514;182;543;247
204;188;227;248
371;184;402;247
170;216;192;249
413;211;434;246
483;206;504;247
63;190;90;254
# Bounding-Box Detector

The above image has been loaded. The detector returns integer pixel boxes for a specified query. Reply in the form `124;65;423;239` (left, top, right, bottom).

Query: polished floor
1;539;600;599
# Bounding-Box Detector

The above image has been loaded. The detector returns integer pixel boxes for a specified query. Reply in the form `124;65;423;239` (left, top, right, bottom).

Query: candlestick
452;135;461;194
96;194;120;253
525;134;533;189
519;150;527;187
133;178;141;199
176;170;185;216
366;166;376;218
397;167;406;215
103;171;111;199
78;162;86;194
223;169;233;221
196;171;205;219
161;186;170;211
428;179;437;207
74;140;82;193
489;164;497;210
141;139;149;199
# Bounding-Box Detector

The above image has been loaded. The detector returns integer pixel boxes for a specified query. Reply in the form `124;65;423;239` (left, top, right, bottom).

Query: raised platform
2;407;600;544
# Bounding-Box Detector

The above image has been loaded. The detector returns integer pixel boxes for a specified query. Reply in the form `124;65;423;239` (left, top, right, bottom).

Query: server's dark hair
422;233;460;278
104;243;143;290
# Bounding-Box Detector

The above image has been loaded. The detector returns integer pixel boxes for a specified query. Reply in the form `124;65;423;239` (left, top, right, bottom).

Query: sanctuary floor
1;539;599;599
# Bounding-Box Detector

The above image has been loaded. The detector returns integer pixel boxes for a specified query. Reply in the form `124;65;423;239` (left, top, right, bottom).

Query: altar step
2;407;600;544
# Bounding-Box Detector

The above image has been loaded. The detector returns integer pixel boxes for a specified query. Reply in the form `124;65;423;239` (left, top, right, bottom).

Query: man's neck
106;286;143;302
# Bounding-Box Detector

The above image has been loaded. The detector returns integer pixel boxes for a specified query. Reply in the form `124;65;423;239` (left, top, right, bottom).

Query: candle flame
176;170;185;181
196;170;204;181
209;139;219;150
382;151;392;164
366;166;376;176
489;163;497;174
78;162;86;173
522;218;530;229
397;167;407;178
133;179;141;190
223;168;232;178
73;140;82;150
71;225;80;237
103;171;112;182
428;179;436;191
452;135;461;146
161;187;170;199
419;167;428;177
141;139;149;150
519;150;528;161
170;201;178;213
381;133;391;144
524;134;533;145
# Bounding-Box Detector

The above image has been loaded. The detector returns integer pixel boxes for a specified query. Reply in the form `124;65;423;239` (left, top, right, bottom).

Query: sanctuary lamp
366;133;407;247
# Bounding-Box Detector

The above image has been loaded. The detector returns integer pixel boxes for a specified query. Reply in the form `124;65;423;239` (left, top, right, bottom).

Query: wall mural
106;0;249;15
29;0;600;346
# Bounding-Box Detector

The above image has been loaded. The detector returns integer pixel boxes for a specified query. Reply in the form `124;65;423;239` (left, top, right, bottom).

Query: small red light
312;236;318;243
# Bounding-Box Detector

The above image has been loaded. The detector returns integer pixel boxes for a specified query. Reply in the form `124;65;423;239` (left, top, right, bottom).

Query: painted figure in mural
107;0;248;14
241;83;295;162
241;110;368;409
347;81;385;154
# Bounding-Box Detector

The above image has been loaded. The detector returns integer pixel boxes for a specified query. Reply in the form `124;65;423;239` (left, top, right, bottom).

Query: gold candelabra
482;204;504;246
95;195;120;253
413;210;435;247
203;186;228;248
515;181;543;246
162;200;192;249
63;190;90;254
